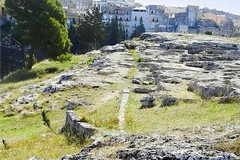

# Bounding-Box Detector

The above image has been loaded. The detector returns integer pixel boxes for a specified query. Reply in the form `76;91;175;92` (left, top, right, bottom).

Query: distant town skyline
135;0;240;16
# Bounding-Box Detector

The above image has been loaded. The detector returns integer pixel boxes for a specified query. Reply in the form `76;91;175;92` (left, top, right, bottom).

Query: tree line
70;7;145;53
4;0;145;70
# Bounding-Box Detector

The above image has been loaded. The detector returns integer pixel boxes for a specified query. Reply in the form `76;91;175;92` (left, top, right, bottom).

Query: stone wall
63;111;96;138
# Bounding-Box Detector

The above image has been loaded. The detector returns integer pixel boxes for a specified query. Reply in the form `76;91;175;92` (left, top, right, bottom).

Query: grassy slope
0;55;89;159
1;44;240;158
125;93;240;133
0;111;83;160
0;55;87;94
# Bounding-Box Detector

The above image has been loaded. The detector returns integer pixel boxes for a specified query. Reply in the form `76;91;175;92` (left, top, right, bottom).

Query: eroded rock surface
62;125;240;160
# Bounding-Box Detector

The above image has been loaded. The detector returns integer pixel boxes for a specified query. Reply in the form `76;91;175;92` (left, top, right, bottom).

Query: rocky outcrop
140;95;155;108
62;131;240;160
101;44;127;53
187;81;237;98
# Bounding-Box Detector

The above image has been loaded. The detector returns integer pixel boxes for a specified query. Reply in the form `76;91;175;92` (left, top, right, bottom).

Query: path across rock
119;89;130;132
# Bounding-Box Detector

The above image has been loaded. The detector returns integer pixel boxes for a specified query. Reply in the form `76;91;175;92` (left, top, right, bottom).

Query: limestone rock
62;111;96;139
134;88;155;94
132;78;141;84
60;74;75;81
43;85;61;94
101;44;127;53
161;96;179;107
140;95;155;108
28;157;43;160
63;100;88;110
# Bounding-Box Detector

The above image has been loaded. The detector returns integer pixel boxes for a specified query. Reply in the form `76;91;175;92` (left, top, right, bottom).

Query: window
151;10;154;14
135;16;137;21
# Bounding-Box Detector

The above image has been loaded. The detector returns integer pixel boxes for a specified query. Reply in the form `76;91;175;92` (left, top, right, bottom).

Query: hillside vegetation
1;33;240;159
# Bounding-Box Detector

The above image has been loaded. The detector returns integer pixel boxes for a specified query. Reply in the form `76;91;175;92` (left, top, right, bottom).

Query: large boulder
161;96;179;107
140;95;155;109
187;81;237;98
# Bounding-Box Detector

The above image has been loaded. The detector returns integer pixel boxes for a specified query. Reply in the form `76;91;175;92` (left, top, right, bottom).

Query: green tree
68;19;80;54
104;17;126;45
78;7;105;52
118;22;126;42
109;17;119;45
131;17;146;39
5;0;72;69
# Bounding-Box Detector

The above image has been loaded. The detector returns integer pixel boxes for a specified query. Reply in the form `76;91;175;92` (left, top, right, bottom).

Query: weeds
56;53;73;63
41;110;57;135
86;57;93;65
2;139;10;150
215;138;240;156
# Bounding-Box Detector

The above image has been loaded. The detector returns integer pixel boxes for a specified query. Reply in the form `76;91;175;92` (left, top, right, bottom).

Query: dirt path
119;89;130;132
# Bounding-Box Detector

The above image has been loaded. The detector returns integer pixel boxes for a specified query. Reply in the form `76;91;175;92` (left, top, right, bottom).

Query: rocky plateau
1;32;240;159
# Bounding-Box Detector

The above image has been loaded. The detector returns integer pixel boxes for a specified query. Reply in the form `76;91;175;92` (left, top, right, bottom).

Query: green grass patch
0;55;88;94
76;97;121;130
0;111;82;159
129;49;143;63
126;67;138;80
125;93;240;134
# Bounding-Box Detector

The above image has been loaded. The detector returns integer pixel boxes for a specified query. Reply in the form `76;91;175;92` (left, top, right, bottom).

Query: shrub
45;67;58;74
129;49;136;54
57;53;73;63
205;31;212;35
137;57;144;63
86;57;93;65
35;69;46;78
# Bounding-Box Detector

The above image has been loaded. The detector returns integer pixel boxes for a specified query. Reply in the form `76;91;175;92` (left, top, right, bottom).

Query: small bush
129;49;136;54
45;67;58;74
35;69;46;78
137;57;144;63
86;57;93;65
205;31;212;35
57;53;73;63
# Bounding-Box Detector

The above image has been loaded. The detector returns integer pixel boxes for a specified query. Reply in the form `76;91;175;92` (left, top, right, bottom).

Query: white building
62;0;93;25
131;6;149;33
176;24;188;33
146;5;166;32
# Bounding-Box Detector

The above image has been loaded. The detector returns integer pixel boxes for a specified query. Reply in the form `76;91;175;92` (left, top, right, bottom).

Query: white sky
135;0;240;15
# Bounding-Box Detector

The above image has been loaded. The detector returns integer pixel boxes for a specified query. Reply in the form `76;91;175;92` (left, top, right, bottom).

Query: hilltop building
61;0;239;37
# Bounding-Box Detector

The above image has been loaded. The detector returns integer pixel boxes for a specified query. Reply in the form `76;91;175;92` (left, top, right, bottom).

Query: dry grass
215;138;240;156
76;96;121;130
0;55;88;94
0;111;82;160
125;93;240;134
